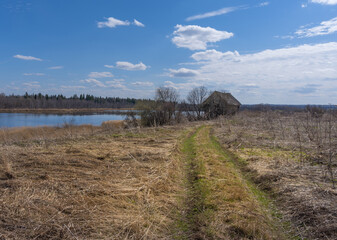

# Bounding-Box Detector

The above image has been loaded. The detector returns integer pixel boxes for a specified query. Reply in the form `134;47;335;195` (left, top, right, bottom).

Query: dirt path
177;125;286;239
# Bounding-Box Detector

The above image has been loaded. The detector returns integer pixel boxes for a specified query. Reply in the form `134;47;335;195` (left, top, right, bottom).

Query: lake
0;113;129;128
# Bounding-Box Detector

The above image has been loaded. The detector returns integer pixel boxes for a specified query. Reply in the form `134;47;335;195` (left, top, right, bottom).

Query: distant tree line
0;93;138;109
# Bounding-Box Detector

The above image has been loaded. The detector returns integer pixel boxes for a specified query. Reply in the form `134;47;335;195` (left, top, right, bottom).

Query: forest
0;93;138;109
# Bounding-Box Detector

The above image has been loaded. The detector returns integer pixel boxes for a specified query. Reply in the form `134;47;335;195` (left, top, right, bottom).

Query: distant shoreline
0;108;135;114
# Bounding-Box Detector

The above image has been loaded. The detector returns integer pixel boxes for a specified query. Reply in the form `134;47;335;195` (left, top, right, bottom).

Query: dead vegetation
179;126;285;240
1;108;336;239
214;110;337;239
0;123;187;239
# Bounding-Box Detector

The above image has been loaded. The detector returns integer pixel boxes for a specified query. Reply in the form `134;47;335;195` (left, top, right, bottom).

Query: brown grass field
0;111;336;239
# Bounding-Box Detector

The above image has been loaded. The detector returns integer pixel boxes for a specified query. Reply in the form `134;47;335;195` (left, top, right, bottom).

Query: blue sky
1;0;337;104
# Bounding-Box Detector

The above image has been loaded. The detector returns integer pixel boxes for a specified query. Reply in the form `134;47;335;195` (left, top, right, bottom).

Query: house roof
203;91;241;106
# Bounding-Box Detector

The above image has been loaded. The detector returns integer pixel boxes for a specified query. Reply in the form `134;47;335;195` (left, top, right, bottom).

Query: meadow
0;109;336;239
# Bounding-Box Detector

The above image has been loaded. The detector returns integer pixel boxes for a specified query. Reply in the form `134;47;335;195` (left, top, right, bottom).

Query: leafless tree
187;86;209;120
155;87;179;122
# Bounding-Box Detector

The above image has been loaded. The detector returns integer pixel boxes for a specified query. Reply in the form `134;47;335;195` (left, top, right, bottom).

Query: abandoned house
202;91;241;118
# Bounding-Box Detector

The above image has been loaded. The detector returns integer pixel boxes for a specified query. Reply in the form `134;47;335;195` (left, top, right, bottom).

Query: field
0;111;336;239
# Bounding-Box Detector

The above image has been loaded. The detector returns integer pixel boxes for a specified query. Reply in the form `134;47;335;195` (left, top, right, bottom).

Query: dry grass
0;120;133;146
191;126;283;240
0;125;100;146
101;120;127;130
3;111;334;239
214;111;337;239
0;124;187;239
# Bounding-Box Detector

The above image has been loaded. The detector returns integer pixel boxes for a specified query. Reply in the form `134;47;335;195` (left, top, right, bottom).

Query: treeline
0;93;138;109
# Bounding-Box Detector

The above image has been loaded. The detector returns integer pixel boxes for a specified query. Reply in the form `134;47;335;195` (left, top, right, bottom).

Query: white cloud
105;61;148;71
186;3;268;21
81;78;106;87
191;49;240;61
104;65;114;68
172;25;233;50
105;79;126;89
259;2;270;6
186;7;239;21
48;66;63;70
179;42;337;103
13;54;42;61
97;17;145;28
97;17;130;28
23;73;45;76
164;80;201;90
60;85;86;89
81;78;128;89
131;81;154;86
168;68;199;78
23;81;40;88
133;19;145;27
311;0;337;5
88;72;113;78
295;17;337;37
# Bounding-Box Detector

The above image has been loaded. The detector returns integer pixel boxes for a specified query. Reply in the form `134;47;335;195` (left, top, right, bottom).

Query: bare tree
187;86;209;120
155;87;179;122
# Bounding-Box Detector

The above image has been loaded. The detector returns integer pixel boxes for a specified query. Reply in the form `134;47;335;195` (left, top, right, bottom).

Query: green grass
175;126;213;239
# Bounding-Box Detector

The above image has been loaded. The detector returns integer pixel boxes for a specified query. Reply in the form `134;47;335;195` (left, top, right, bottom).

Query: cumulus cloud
131;81;154;86
191;49;240;61
186;6;239;21
81;78;128;89
88;72;113;78
14;54;42;61
97;17;130;28
48;66;63;70
133;19;145;27
81;78;106;87
105;61;148;71
97;17;145;28
182;42;337;103
105;79;126;88
172;25;233;50
168;68;199;78
311;0;337;5
23;73;45;76
295;17;337;37
23;81;40;88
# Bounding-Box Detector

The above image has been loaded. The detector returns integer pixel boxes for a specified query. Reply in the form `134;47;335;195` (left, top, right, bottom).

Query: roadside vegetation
214;109;337;239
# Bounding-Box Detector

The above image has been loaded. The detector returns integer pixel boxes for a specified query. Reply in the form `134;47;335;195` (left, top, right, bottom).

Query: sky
1;0;337;104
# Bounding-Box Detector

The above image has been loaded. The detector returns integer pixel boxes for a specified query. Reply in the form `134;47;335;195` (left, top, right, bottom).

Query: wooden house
202;91;241;118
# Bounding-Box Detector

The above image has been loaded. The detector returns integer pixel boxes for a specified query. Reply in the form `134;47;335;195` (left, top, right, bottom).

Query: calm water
0;113;127;128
